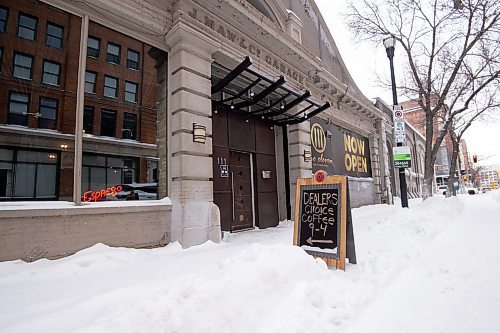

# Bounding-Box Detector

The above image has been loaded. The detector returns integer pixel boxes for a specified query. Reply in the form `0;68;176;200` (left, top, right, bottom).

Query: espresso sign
294;175;355;270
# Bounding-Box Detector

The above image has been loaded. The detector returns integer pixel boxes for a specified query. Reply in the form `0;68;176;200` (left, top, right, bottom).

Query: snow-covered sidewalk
1;192;499;333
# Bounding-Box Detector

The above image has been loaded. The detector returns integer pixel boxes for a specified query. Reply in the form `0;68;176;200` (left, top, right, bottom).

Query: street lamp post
383;35;409;208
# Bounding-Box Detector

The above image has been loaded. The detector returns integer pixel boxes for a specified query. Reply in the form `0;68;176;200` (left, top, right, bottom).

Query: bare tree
445;96;500;197
345;0;500;199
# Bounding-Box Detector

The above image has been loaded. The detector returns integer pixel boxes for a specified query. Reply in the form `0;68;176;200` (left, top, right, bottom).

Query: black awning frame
212;57;331;126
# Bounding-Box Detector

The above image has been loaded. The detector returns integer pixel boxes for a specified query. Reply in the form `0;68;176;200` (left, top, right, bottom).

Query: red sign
314;170;327;183
83;185;123;202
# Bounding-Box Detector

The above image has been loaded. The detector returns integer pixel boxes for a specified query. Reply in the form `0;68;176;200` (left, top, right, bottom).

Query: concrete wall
0;203;171;262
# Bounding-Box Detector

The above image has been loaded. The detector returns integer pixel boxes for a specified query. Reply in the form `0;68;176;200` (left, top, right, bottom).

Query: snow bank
1;192;499;332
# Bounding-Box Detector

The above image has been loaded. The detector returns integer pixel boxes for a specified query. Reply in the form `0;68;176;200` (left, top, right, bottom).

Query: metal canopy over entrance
211;57;332;221
211;57;331;126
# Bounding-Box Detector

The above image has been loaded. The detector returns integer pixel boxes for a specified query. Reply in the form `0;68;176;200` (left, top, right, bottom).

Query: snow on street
1;192;499;333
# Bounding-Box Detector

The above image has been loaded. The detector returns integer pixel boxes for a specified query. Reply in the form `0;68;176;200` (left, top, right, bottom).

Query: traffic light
473;155;478;163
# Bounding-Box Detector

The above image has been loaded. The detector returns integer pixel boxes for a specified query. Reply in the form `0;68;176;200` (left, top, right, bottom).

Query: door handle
231;171;235;221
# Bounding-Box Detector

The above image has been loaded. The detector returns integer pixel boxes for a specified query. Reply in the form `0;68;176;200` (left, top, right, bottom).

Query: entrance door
229;151;254;231
212;101;278;232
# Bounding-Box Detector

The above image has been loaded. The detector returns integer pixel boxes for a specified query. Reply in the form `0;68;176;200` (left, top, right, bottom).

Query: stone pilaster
288;119;312;218
166;23;220;247
154;53;168;199
376;119;393;204
369;132;382;204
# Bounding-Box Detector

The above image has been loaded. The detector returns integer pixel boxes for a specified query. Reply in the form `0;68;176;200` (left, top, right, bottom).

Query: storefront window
0;148;58;200
81;154;139;202
1;11;160;203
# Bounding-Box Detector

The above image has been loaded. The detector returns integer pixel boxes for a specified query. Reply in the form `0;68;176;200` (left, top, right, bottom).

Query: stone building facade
2;0;396;248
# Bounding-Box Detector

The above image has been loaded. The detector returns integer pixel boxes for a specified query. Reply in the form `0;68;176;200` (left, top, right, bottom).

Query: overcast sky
314;0;500;167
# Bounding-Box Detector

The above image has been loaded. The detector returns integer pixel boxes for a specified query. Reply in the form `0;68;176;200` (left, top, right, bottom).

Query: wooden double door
212;103;279;232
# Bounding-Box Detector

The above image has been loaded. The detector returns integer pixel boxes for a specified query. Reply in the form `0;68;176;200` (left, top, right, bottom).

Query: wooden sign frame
293;175;348;270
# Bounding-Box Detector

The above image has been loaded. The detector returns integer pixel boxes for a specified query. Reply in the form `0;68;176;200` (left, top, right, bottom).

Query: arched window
246;0;278;22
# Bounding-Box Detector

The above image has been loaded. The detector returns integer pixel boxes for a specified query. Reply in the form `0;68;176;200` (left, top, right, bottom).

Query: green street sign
393;146;412;168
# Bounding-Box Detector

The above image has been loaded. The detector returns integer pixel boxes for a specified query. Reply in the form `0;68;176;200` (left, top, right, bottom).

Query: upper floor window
38;97;58;130
42;60;60;86
85;71;97;93
87;36;100;58
125;81;138;103
106;42;120;64
45;22;64;48
100;109;116;137
0;6;8;32
13;52;33;80
122;113;137;140
127;49;139;70
83;105;94;134
8;92;29;126
103;75;118;98
17;13;37;41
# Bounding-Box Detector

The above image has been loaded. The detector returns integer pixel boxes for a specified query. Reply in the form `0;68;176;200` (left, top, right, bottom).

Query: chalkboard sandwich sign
293;174;356;270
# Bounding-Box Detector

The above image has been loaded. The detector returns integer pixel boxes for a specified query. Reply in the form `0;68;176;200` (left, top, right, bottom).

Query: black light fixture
383;34;409;208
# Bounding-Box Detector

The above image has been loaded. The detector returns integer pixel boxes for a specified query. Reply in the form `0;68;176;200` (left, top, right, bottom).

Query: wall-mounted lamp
304;149;312;162
60;144;68;149
193;123;207;144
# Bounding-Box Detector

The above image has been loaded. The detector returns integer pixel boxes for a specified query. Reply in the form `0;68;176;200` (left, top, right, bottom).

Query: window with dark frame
122;113;137;140
42;60;60;86
83;105;94;134
81;154;139;197
87;36;100;58
8;92;29;126
45;22;64;48
124;81;138;103
126;49;139;70
0;6;8;33
103;75;118;98
38;97;58;130
106;42;120;64
13;53;33;80
85;71;97;93
100;109;116;137
0;148;59;200
17;13;37;40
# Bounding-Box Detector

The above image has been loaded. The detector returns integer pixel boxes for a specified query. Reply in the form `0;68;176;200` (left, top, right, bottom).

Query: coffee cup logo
311;123;326;154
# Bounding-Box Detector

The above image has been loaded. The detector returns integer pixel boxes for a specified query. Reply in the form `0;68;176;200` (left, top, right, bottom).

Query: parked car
436;185;447;195
466;186;480;195
116;183;158;200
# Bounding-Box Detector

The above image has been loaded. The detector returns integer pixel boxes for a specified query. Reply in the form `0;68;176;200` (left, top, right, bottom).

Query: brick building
400;96;457;186
0;0;158;201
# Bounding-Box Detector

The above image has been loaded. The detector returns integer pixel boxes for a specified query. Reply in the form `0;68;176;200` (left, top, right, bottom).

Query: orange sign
83;185;123;202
